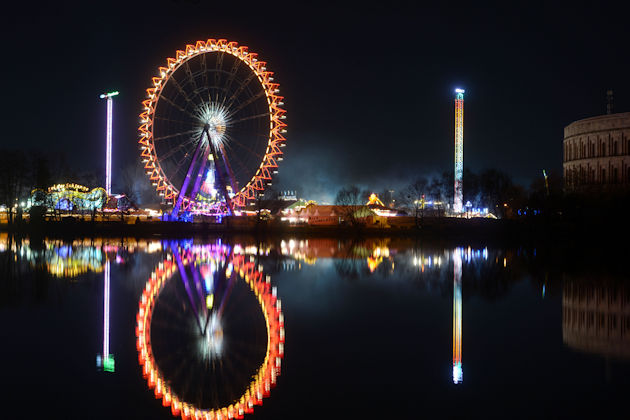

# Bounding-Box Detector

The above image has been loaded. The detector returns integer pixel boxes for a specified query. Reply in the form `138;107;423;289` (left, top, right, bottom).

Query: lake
1;234;628;419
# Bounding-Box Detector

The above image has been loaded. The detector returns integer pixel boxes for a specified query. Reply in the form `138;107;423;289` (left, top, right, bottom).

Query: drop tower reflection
453;248;463;384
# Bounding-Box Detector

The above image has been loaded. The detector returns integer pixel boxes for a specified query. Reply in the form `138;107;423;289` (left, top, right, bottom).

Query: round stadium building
563;112;630;192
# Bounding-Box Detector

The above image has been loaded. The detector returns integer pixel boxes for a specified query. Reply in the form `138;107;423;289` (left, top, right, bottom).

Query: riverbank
0;215;620;245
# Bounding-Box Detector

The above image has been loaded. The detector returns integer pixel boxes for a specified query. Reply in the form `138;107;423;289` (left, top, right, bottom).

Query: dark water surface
1;234;628;419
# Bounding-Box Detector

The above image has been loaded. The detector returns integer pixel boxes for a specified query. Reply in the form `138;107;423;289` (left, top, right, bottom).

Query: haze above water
1;235;628;419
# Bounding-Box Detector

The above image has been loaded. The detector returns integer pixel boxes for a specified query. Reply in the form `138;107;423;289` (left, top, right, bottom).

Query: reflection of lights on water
2;238;165;278
201;313;223;359
367;256;382;273
137;248;284;419
453;362;463;384
147;241;162;253
412;247;492;274
453;249;462;385
47;245;104;277
97;260;115;373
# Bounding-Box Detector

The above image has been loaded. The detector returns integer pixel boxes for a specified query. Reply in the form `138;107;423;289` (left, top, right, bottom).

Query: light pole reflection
453;248;463;384
97;259;114;372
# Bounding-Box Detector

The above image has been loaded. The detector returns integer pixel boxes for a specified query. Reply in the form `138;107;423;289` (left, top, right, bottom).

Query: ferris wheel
138;39;286;215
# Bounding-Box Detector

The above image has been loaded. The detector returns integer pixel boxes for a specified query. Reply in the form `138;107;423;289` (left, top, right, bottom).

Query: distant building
280;202;390;227
281;204;340;226
563;112;630;192
278;190;298;201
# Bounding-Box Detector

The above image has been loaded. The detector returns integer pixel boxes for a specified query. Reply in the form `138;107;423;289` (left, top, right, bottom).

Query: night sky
1;2;629;203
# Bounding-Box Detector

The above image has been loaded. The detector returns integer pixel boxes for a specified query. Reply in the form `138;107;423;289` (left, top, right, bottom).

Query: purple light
104;260;110;359
100;91;118;195
106;97;113;195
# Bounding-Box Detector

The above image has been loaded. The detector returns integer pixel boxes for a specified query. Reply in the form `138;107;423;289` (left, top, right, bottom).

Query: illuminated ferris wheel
138;39;287;215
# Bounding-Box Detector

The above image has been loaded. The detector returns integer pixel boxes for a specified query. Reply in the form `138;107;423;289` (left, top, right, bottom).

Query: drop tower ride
454;88;465;213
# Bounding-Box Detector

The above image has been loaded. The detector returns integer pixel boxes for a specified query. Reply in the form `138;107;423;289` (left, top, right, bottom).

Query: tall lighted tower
452;248;463;384
100;91;119;195
453;88;465;213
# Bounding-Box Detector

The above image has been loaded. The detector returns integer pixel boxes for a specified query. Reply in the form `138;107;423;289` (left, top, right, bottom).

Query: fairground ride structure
138;39;286;218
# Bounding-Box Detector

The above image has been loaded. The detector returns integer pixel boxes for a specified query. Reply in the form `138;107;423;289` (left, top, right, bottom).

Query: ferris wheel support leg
170;243;204;334
208;138;235;216
171;132;207;217
189;145;213;205
218;143;238;196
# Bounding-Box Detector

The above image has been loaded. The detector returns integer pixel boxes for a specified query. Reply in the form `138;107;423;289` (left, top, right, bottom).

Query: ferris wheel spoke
221;147;257;186
223;133;264;160
229;112;270;125
158;136;197;161
222;143;262;179
154;129;197;142
196;84;229;110
200;53;209;93
217;143;238;192
170;149;195;178
168;73;196;107
223;72;257;110
154;115;194;126
220;143;255;181
214;52;225;93
183;60;206;106
228;90;267;115
159;94;198;120
221;57;243;102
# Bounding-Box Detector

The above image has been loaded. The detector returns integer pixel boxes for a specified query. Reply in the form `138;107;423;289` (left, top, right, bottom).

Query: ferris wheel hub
196;103;229;147
204;312;224;358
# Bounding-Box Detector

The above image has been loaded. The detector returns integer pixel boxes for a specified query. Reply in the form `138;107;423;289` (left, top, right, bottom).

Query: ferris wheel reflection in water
136;240;284;420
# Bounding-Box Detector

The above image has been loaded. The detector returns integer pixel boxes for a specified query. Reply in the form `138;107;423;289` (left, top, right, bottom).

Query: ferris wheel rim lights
135;247;284;419
138;39;287;211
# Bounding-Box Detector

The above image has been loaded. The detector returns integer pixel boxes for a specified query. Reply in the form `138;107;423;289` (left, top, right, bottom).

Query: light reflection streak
96;260;115;372
104;260;110;362
453;248;463;384
0;236;164;278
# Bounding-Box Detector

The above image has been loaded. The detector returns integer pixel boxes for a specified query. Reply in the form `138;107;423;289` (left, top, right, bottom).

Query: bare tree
334;185;368;226
0;149;30;223
397;177;429;223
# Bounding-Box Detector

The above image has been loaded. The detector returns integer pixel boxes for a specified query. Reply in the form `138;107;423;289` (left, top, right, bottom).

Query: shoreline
0;216;615;245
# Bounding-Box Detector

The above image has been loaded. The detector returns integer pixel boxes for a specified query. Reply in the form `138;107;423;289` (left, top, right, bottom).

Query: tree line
0;148;156;223
335;168;564;219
